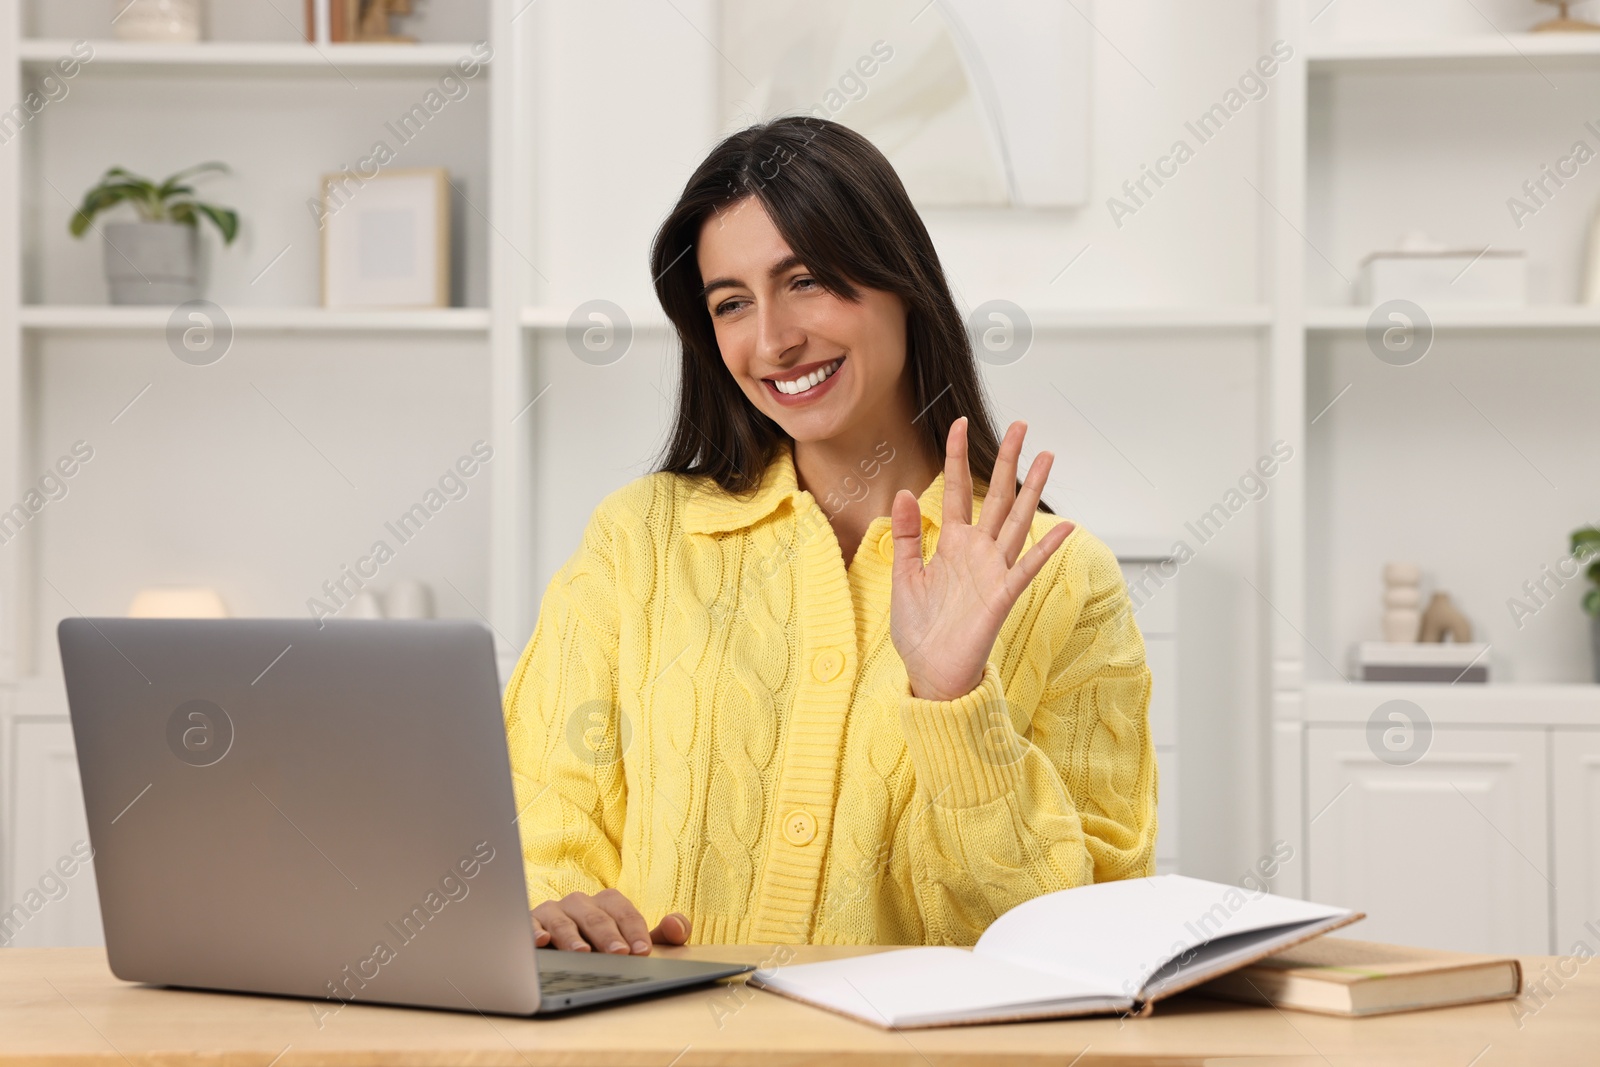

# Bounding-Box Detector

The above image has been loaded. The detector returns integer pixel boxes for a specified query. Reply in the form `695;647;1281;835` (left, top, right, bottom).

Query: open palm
889;418;1074;702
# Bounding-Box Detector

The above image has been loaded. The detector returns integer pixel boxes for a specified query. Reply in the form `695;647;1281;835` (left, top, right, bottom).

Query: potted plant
68;163;239;306
1575;526;1600;683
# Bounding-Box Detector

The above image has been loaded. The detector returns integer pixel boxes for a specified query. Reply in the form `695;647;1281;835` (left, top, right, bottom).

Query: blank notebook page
975;875;1352;993
756;946;1123;1025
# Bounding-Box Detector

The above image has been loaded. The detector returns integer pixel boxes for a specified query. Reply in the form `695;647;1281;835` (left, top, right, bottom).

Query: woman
503;116;1156;955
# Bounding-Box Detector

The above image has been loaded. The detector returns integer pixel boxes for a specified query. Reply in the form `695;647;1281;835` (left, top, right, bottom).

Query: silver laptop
58;617;752;1015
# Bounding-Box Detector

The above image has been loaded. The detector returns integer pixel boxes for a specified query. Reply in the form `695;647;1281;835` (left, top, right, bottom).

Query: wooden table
0;944;1591;1065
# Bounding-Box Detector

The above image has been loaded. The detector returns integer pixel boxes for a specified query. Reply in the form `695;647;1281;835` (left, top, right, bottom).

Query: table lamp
1534;0;1600;31
127;586;228;618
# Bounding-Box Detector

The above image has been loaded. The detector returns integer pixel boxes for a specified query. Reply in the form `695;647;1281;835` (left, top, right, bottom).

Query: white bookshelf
1305;305;1600;331
0;0;511;945
18;39;489;74
1305;681;1600;725
18;305;491;332
1013;306;1272;330
518;304;1272;332
1269;3;1600;950
1307;32;1600;70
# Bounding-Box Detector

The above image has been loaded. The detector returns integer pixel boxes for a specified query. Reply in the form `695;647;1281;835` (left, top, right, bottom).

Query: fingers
941;417;973;529
532;900;591;952
533;892;675;954
564;891;634;954
650;912;692;946
593;887;653;955
1007;518;1075;598
976;420;1024;539
890;489;925;582
997;450;1054;565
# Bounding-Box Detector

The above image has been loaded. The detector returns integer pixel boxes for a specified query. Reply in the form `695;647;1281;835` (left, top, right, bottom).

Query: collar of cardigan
681;441;951;536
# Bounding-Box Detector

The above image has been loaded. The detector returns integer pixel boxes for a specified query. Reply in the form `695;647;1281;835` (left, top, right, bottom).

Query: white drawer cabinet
1144;637;1177;748
1553;728;1600;955
1118;551;1178;874
5;718;102;947
1154;748;1179;874
1307;725;1549;955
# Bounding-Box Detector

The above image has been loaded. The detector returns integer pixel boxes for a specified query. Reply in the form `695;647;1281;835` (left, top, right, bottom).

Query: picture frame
319;167;450;309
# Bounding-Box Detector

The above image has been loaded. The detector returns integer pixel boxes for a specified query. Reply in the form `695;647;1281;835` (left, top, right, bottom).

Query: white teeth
773;358;841;395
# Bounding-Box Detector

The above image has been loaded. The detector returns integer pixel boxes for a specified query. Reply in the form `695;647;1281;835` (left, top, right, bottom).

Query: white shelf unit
18;305;491;332
1307;32;1600;70
1306;305;1600;331
18;39;491;75
0;0;513;945
1270;2;1600;951
517;305;1273;332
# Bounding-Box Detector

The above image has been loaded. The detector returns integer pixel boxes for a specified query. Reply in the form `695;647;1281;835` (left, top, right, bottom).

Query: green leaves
168;201;240;245
155;161;229;199
1575;527;1600;619
68;162;239;246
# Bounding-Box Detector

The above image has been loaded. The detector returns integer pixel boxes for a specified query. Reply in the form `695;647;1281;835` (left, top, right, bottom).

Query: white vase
103;222;200;305
385;580;435;620
113;0;202;43
347;590;385;619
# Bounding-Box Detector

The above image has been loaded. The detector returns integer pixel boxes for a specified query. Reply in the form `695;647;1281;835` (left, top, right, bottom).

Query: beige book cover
1196;936;1522;1016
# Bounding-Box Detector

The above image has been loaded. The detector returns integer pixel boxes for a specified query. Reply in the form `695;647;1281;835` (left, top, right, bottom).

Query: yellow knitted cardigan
503;443;1157;946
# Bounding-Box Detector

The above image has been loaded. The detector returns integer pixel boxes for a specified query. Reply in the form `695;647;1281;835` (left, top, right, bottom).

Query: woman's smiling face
696;196;909;444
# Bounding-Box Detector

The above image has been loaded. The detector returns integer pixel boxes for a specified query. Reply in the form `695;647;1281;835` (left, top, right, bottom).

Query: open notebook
750;875;1363;1028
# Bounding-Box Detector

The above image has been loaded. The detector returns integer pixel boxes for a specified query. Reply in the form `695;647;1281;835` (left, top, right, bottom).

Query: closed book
1194;937;1521;1016
748;875;1362;1029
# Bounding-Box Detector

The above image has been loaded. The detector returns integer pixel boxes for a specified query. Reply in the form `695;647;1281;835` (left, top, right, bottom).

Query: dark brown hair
650;115;1047;512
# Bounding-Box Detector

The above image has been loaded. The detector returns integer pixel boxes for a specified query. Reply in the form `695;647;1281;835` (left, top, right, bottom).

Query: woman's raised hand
889;418;1075;702
532;889;690;954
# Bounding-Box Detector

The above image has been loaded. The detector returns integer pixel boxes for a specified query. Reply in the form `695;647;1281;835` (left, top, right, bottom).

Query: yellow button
877;532;895;563
812;648;844;682
782;809;817;846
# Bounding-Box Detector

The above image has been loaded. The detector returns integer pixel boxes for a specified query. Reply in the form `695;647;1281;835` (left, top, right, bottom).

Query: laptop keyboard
540;968;653;995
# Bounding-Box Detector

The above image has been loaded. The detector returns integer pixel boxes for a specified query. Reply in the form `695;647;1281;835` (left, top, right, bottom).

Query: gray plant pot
103;221;199;305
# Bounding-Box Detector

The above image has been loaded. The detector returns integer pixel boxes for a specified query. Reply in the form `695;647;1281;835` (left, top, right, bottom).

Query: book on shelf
1351;642;1490;683
304;0;327;43
747;875;1362;1029
1195;937;1522;1016
303;0;355;43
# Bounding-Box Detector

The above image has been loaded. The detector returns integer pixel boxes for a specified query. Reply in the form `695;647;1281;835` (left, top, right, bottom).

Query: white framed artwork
320;167;450;308
719;0;1091;208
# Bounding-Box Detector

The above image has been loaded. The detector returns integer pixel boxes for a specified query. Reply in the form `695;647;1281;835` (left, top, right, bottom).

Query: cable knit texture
503;443;1158;946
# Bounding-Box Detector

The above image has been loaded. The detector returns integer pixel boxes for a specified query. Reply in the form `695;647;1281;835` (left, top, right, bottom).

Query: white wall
27;332;493;677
